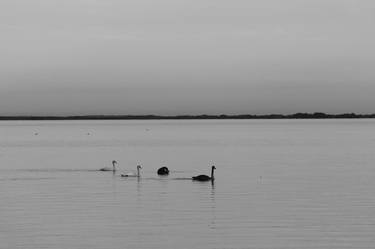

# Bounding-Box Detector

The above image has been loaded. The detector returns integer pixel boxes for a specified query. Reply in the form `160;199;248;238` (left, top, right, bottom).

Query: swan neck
211;167;215;179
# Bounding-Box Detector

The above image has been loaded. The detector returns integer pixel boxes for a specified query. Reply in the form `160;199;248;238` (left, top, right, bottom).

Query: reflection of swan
157;166;169;175
100;160;117;172
121;165;142;177
192;166;216;181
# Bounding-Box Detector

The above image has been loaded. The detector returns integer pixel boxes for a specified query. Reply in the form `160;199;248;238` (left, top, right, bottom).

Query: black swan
192;166;216;181
157;167;169;175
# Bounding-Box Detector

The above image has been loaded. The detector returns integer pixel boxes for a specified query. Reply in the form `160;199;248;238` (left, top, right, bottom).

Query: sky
1;0;375;115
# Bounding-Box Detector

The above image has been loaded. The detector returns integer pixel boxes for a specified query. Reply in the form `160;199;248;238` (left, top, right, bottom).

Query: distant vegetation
0;112;374;120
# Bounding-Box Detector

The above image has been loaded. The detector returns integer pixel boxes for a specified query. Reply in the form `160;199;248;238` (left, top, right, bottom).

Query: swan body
157;167;169;175
100;160;117;172
192;166;216;181
121;165;142;177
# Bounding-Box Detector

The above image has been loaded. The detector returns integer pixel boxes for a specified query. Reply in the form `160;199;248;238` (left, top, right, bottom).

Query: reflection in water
111;172;117;198
136;176;142;206
210;181;217;230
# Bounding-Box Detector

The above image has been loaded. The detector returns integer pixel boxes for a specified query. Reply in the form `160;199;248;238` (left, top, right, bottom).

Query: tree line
0;112;374;120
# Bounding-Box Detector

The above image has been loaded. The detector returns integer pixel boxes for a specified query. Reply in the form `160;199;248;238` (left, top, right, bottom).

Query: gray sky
1;0;375;115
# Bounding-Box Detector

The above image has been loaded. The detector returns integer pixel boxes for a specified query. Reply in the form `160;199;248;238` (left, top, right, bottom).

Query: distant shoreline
0;113;374;120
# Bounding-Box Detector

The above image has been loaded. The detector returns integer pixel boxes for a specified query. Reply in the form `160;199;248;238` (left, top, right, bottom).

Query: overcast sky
1;0;374;115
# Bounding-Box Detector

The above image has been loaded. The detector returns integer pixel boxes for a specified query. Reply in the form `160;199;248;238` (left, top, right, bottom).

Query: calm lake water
1;119;375;249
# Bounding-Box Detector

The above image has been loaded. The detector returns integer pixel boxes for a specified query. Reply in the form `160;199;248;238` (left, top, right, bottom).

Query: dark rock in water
157;167;169;175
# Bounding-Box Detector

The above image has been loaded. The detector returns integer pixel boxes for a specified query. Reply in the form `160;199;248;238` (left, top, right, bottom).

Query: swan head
137;165;142;169
112;160;118;165
212;165;216;170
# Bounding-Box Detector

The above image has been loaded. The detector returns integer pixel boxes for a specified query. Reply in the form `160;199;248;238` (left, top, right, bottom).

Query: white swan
121;165;142;177
100;160;117;172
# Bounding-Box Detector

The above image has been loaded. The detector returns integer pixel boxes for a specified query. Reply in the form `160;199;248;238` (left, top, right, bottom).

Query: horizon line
0;112;374;120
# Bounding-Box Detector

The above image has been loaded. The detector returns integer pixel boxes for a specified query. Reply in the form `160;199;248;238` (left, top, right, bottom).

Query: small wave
171;177;193;180
0;177;57;181
15;169;99;173
118;177;192;181
169;170;188;173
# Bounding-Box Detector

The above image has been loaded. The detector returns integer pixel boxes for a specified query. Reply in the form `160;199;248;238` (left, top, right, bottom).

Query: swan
100;160;117;172
157;166;169;175
192;165;216;181
121;165;142;177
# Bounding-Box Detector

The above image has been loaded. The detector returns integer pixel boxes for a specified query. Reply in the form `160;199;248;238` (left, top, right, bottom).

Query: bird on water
100;160;117;172
121;165;142;177
192;166;216;181
157;166;169;175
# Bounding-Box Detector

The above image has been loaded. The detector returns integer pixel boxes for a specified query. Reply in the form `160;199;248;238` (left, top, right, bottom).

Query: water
1;119;375;249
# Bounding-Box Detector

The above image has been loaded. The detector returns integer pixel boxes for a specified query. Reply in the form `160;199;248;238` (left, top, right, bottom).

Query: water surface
1;120;375;249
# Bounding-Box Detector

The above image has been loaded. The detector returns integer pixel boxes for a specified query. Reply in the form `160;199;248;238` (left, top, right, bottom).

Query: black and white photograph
1;1;375;248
